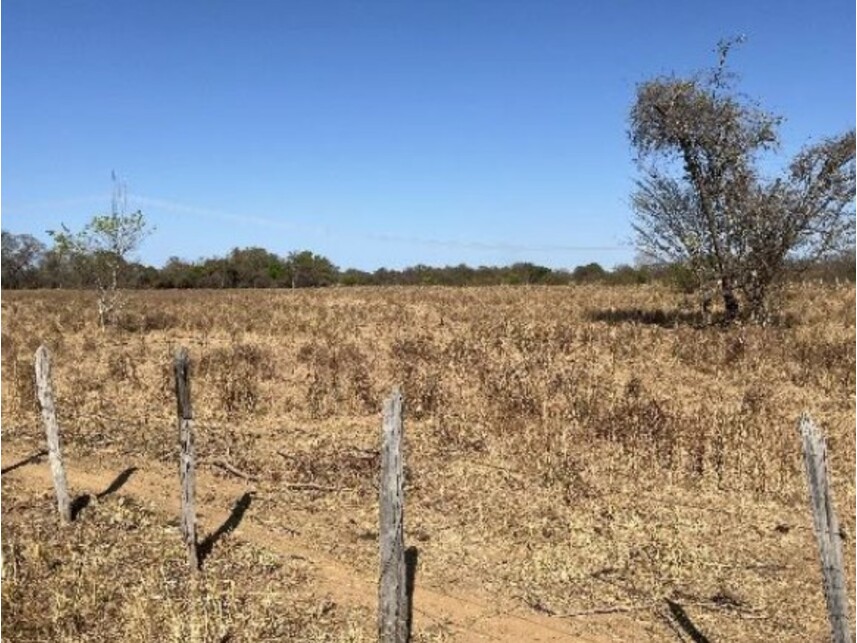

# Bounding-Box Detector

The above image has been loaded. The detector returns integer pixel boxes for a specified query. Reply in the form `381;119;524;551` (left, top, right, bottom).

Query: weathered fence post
798;414;852;643
174;347;198;571
379;386;407;643
34;345;72;523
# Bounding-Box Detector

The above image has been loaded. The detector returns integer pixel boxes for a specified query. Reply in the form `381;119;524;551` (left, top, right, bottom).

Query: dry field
1;284;855;641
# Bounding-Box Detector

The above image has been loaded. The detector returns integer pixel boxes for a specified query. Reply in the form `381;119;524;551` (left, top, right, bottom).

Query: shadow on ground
586;308;708;328
70;494;91;520
587;306;798;329
98;467;138;499
70;466;140;520
198;492;254;565
665;599;711;643
405;546;419;641
1;450;48;475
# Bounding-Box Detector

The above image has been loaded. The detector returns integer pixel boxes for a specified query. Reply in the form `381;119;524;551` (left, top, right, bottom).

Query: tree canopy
629;39;855;321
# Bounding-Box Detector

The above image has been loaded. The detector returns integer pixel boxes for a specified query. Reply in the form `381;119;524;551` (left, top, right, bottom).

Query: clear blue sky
3;0;854;270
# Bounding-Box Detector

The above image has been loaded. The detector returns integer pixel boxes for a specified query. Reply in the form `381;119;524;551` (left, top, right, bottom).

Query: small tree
629;39;855;322
49;176;152;327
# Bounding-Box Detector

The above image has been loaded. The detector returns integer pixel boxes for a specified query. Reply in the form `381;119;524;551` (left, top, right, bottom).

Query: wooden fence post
379;386;407;643
174;347;198;571
34;345;72;523
798;414;852;643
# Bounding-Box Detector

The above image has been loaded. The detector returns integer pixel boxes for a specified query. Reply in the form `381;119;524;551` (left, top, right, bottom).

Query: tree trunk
744;272;771;325
721;276;740;321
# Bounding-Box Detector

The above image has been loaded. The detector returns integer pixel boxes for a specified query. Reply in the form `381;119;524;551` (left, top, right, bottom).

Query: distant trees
630;39;856;322
2;226;852;295
340;268;374;286
1;231;46;288
798;249;856;284
225;247;288;288
145;248;337;289
572;262;607;283
287;250;338;288
609;264;650;286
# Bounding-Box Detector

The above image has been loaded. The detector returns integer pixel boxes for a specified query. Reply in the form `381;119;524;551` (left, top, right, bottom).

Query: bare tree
630;39;855;322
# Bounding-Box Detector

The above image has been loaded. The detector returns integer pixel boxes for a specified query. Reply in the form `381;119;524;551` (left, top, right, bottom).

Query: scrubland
2;284;854;641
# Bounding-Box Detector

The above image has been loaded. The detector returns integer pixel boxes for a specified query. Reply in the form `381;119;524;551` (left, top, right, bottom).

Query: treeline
2;230;854;290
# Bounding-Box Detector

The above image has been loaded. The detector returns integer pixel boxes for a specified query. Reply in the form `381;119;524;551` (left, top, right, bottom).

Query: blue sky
3;0;854;270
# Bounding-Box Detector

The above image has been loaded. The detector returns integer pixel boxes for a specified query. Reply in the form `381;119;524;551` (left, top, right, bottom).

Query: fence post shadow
97;467;138;500
198;492;254;566
665;599;711;643
1;450;48;475
405;546;418;642
70;494;91;520
69;467;140;520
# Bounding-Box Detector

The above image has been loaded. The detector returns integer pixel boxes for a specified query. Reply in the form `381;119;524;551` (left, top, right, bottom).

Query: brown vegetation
2;284;854;641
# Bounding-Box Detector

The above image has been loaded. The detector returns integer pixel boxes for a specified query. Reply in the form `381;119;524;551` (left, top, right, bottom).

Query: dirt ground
2;445;648;642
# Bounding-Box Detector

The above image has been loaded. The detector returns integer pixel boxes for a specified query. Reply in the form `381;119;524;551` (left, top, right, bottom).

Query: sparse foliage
630;38;855;322
48;176;152;327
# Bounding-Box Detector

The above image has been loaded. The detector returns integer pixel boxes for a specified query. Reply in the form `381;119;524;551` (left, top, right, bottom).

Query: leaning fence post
174;347;198;571
379;387;407;643
34;345;72;523
798;414;852;643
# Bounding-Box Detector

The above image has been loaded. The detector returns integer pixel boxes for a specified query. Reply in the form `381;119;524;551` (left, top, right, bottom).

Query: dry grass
1;476;372;642
2;284;854;641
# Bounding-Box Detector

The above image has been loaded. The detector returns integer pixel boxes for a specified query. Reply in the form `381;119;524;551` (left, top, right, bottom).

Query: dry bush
3;285;853;494
390;336;445;419
297;340;375;419
274;437;381;493
197;343;275;416
114;309;179;333
595;377;679;467
2;335;38;422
